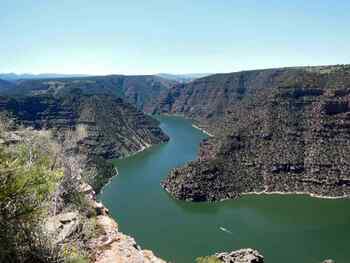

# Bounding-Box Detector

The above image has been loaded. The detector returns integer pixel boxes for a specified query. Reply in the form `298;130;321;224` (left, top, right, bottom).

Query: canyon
0;87;169;262
1;66;349;262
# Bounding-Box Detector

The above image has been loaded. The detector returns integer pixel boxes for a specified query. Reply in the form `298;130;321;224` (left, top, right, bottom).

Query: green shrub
0;136;63;262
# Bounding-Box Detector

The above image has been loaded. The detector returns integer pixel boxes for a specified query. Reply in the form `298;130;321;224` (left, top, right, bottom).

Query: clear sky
1;0;349;75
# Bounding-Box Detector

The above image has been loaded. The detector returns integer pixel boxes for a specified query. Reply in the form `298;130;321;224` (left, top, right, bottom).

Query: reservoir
100;115;350;263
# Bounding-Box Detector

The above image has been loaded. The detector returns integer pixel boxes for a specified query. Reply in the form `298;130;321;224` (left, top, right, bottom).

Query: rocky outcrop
161;65;350;201
45;164;166;263
62;172;166;263
214;249;264;263
66;180;165;263
0;93;169;191
88;215;165;263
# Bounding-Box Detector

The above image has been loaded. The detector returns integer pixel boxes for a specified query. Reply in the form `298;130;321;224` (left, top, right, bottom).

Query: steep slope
0;75;176;113
161;65;350;201
0;116;166;263
0;92;169;191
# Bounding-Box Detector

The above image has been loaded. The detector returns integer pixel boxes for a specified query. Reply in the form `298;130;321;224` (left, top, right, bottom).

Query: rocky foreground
161;65;350;201
45;181;165;263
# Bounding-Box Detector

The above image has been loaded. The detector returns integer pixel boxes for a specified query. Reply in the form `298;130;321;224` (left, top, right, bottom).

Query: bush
0;134;63;262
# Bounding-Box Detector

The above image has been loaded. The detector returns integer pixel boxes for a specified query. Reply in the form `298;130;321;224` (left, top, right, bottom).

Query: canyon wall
0;92;169;191
161;65;350;201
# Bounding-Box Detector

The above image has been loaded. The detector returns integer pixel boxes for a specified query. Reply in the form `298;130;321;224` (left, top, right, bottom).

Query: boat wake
219;227;232;234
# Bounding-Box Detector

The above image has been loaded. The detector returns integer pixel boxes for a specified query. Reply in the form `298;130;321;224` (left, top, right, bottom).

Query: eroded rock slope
0;92;169;191
161;65;350;201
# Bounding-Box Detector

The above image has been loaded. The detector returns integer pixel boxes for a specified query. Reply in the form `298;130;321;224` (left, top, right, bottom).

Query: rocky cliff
161;65;350;201
0;121;166;263
0;92;169;191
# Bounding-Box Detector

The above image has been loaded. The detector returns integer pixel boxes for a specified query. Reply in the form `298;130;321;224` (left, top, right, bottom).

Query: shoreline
99;142;155;194
241;190;350;200
192;124;214;137
162;185;350;202
126;142;152;157
95;140;167;262
97;167;119;195
156;113;215;137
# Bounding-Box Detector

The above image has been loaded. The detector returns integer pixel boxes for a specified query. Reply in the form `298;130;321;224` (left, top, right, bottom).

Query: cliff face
0;121;166;263
0;75;176;113
161;65;350;201
155;69;280;131
0;93;169;191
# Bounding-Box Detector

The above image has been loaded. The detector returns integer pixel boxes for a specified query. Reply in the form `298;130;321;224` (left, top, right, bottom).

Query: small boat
219;227;232;234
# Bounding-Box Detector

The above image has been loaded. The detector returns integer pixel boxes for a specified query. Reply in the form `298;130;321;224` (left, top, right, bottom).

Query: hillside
161;65;350;201
0;75;176;113
0;92;169;191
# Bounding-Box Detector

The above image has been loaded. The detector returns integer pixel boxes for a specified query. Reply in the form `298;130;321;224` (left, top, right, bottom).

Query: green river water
100;115;350;263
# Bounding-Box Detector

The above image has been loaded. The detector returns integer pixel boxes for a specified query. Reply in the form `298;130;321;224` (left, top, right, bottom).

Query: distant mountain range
156;73;212;83
0;73;211;82
0;73;90;81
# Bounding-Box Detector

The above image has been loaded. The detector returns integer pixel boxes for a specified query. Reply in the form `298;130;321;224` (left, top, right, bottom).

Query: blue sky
1;0;349;75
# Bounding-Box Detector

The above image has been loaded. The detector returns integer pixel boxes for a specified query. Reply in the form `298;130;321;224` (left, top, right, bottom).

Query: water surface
100;116;350;263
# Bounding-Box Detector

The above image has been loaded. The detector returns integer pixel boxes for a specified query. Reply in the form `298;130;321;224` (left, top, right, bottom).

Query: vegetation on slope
0;115;92;263
0;117;62;262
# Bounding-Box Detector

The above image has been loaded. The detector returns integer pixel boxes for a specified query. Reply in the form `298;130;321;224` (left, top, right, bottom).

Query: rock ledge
215;248;264;263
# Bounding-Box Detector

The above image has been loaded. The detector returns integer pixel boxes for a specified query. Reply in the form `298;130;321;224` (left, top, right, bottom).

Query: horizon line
1;63;349;77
